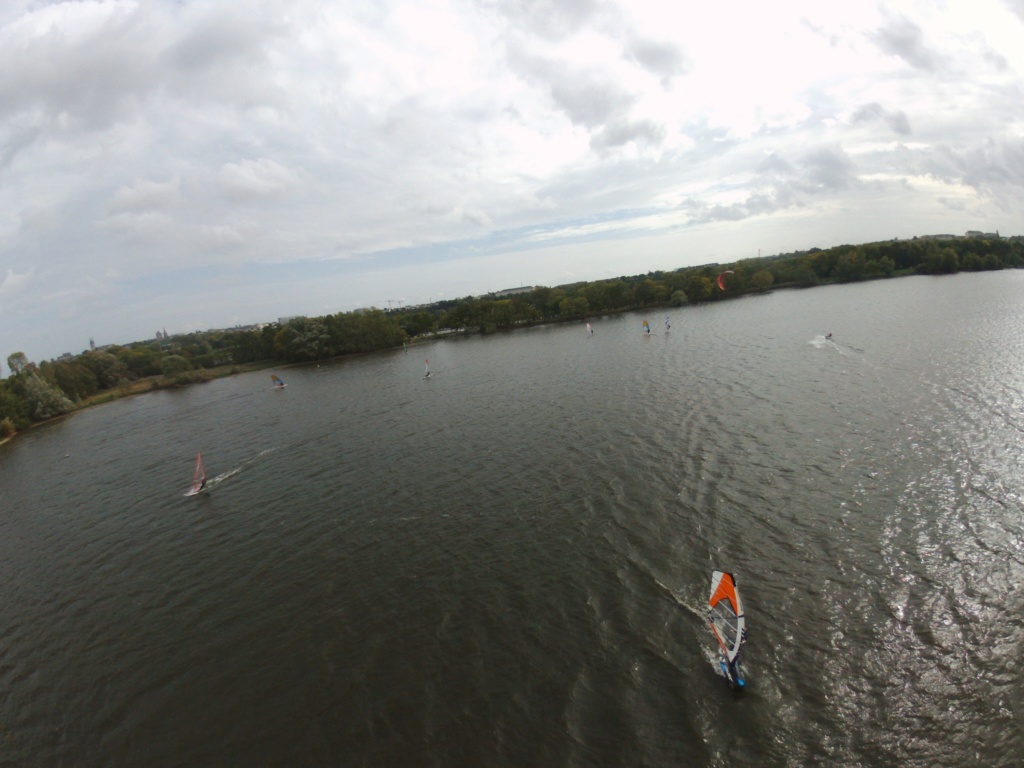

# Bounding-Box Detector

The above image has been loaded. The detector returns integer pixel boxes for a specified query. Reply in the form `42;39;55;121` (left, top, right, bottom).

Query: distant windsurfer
825;332;833;341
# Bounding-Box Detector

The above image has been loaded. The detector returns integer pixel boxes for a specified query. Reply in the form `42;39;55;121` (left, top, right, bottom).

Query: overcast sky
2;0;1023;364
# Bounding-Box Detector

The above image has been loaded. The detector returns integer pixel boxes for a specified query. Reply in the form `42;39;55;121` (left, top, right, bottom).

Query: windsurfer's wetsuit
727;659;744;687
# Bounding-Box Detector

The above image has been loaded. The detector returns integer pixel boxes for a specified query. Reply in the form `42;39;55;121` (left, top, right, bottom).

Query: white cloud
201;224;246;248
217;159;301;200
0;267;31;303
100;210;175;242
108;177;183;213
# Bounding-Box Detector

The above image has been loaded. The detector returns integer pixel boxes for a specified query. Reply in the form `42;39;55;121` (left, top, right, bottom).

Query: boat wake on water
652;577;706;618
810;334;865;354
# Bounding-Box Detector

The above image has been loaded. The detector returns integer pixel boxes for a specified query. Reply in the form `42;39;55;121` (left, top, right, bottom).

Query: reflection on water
1;272;1023;766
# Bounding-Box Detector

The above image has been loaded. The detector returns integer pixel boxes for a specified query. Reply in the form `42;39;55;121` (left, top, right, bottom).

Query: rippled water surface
2;272;1024;766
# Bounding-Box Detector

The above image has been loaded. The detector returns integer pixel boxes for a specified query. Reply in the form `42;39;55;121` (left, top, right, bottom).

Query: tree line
2;234;1021;439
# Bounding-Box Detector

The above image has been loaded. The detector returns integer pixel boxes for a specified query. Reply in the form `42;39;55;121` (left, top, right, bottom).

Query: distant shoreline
0;343;429;449
5;263;1022;450
0;358;281;450
0;284;878;451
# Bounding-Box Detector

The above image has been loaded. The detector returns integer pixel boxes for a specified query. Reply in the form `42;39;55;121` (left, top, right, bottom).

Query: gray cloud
679;188;797;227
549;72;635;128
868;15;943;72
0;4;157;131
958;136;1024;191
622;34;690;85
1005;0;1024;24
490;0;601;41
851;102;912;136
591;118;666;151
505;45;636;128
679;143;858;228
800;145;856;190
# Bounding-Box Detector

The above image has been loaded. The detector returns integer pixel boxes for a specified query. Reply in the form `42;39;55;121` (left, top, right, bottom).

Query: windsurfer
825;332;833;340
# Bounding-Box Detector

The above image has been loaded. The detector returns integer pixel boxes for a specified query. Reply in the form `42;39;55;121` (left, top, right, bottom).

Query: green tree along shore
2;234;1022;440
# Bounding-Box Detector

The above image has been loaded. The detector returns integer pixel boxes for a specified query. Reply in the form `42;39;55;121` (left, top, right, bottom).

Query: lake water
1;272;1023;766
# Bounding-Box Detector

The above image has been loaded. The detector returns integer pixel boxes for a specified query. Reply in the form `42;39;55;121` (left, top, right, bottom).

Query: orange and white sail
708;569;746;664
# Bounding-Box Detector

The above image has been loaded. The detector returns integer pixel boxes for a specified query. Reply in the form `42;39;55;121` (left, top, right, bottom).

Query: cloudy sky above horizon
2;0;1023;364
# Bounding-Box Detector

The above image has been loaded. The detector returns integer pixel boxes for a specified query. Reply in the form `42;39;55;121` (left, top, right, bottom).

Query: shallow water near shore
2;272;1023;766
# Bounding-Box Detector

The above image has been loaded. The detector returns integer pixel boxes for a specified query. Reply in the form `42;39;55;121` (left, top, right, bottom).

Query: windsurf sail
664;316;671;331
186;452;206;496
586;322;593;334
717;270;735;291
642;319;650;335
424;358;431;378
271;374;286;388
709;569;746;687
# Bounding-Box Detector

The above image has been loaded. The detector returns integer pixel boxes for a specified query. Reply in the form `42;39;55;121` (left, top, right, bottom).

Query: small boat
708;569;747;689
184;452;207;496
270;374;286;389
